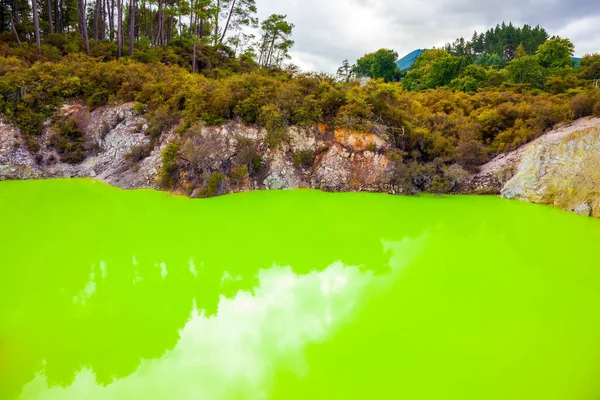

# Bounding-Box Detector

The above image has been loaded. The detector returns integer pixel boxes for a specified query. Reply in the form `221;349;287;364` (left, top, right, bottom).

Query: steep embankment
0;102;391;194
2;103;599;217
0;103;162;188
471;117;600;217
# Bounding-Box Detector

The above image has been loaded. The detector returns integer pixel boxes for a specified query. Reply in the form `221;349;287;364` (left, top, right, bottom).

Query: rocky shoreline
1;102;599;217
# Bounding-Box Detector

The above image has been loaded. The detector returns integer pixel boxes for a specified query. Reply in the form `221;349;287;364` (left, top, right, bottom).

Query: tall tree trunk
78;0;90;53
219;0;235;44
32;0;41;53
191;0;196;72
188;0;192;39
0;4;22;45
257;34;267;65
101;0;106;39
141;0;146;41
266;33;277;67
46;0;54;33
93;0;100;40
148;0;152;47
128;0;135;56
158;0;163;46
167;13;172;44
12;0;20;23
108;0;114;40
213;0;219;46
10;14;21;45
198;5;204;41
56;0;62;33
117;0;122;56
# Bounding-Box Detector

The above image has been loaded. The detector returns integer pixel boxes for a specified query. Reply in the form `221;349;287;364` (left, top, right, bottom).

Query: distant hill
396;49;424;71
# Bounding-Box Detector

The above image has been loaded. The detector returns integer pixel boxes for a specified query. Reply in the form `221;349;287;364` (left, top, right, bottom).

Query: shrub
51;118;86;164
125;143;153;163
199;172;226;198
229;165;249;184
455;139;488;170
293;149;315;168
87;90;110;109
159;142;180;188
259;104;287;149
366;142;378;152
147;104;176;140
250;155;264;176
571;93;596;119
133;102;147;115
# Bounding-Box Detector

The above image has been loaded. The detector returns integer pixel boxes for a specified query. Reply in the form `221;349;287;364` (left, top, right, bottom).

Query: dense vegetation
1;5;600;194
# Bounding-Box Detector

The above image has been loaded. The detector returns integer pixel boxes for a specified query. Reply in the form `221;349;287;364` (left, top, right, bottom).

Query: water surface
1;179;600;400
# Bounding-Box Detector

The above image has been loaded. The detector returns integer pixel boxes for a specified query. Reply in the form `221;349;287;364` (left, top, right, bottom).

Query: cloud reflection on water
21;237;422;400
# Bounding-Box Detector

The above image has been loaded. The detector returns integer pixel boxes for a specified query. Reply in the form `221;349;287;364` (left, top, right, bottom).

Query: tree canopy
0;0;293;71
353;49;401;82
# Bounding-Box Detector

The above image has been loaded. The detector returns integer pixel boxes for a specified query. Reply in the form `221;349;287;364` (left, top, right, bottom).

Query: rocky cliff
470;117;600;217
0;102;159;188
0;102;392;194
2;103;600;217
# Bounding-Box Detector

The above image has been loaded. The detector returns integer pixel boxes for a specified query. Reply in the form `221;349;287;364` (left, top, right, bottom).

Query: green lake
1;179;600;400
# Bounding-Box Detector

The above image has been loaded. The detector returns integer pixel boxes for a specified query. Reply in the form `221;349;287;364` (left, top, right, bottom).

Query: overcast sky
255;0;600;74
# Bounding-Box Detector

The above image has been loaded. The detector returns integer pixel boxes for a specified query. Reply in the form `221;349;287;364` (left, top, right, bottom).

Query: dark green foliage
446;22;549;61
199;172;226;198
250;155;264;175
402;50;471;91
51;118;85;164
506;55;545;86
579;54;600;80
229;165;249;184
13;108;46;151
293;149;315;168
159;142;180;188
133;102;147;115
87;90;109;109
259;104;287;148
474;53;506;68
353;49;401;82
536;37;575;70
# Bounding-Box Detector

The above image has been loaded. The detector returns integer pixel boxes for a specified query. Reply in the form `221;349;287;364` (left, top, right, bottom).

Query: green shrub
229;165;249;184
250;155;264;176
133;102;147;115
293;149;315;168
125;143;153;163
147;105;176;140
87;90;110;109
365;142;377;152
159;142;180;188
199;172;226;198
259;104;287;149
51;118;86;164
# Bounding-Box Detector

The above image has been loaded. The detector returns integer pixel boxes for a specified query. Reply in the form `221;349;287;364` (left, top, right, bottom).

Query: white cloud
255;0;600;73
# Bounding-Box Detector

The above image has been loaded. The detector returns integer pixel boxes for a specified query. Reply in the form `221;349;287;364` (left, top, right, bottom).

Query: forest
1;4;600;194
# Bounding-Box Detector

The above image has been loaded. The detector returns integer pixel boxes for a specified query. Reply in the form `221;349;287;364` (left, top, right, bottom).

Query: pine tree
32;0;41;52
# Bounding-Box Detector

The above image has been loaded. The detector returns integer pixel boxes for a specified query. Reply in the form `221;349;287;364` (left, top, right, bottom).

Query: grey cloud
256;0;600;73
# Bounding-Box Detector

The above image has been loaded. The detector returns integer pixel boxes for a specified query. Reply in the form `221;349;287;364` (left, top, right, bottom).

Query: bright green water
1;179;600;400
